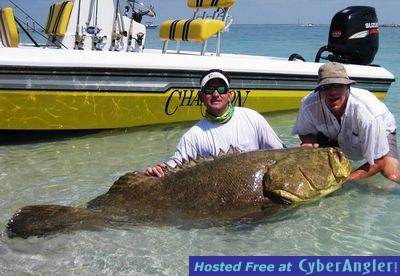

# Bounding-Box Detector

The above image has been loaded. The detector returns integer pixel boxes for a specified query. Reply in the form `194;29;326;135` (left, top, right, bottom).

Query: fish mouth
264;190;299;204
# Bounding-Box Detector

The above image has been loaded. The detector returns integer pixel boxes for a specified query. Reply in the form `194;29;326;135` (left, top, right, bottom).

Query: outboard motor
315;6;379;65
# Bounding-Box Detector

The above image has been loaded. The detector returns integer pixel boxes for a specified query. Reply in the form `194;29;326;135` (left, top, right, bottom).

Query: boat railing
159;0;236;56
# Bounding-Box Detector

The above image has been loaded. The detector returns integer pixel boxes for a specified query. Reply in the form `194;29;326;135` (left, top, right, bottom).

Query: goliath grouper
6;147;351;238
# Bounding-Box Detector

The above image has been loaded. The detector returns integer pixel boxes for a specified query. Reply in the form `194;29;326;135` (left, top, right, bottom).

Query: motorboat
145;21;157;29
0;0;395;130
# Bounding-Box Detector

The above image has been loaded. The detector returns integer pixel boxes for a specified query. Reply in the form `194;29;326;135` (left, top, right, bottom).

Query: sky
1;0;399;25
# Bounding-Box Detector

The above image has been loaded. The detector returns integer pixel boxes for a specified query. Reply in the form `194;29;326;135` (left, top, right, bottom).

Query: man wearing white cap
292;62;400;182
146;69;286;177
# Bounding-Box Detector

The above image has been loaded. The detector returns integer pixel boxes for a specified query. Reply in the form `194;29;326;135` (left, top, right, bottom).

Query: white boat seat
45;1;73;37
0;7;19;47
159;0;235;56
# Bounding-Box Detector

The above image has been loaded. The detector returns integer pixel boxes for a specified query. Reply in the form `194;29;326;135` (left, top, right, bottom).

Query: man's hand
145;163;167;178
299;142;320;148
298;134;319;148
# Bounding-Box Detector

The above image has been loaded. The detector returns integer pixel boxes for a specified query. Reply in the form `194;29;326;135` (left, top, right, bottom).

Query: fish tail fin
7;204;105;239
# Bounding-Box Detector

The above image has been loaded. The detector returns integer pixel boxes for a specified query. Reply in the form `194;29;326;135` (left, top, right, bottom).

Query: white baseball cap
200;71;230;88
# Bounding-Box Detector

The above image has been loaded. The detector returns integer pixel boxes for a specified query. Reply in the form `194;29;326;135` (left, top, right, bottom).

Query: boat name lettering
231;90;250;107
365;22;378;29
164;89;251;115
165;89;201;115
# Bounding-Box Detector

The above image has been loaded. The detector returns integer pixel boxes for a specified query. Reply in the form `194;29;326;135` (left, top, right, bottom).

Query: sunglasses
319;83;345;91
202;85;229;95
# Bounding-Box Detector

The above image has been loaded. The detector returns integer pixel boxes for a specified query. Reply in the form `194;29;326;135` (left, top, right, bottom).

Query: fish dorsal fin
217;145;240;157
183;154;213;167
227;145;240;154
216;145;240;157
217;148;226;157
168;145;240;173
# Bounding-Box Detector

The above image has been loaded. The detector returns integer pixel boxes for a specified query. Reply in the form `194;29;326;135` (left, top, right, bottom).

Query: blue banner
189;256;399;275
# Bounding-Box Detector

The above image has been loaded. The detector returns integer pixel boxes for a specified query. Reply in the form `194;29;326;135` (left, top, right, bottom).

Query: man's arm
145;131;197;178
347;161;381;181
348;156;400;182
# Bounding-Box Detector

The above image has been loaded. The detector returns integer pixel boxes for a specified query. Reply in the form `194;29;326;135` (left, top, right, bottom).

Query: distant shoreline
380;24;400;28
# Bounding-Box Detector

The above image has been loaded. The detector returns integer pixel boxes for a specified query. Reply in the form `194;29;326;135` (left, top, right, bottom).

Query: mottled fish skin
6;147;351;239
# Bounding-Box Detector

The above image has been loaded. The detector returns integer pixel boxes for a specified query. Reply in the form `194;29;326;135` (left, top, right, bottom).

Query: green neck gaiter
205;103;234;124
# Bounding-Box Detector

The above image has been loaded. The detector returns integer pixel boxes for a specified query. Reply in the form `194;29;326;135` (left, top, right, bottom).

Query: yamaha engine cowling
316;6;379;65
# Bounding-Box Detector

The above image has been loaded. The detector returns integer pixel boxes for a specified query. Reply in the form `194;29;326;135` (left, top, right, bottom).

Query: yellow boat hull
0;88;387;130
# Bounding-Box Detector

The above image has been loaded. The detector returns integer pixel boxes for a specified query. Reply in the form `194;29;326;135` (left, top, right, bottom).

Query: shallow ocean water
1;24;400;274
